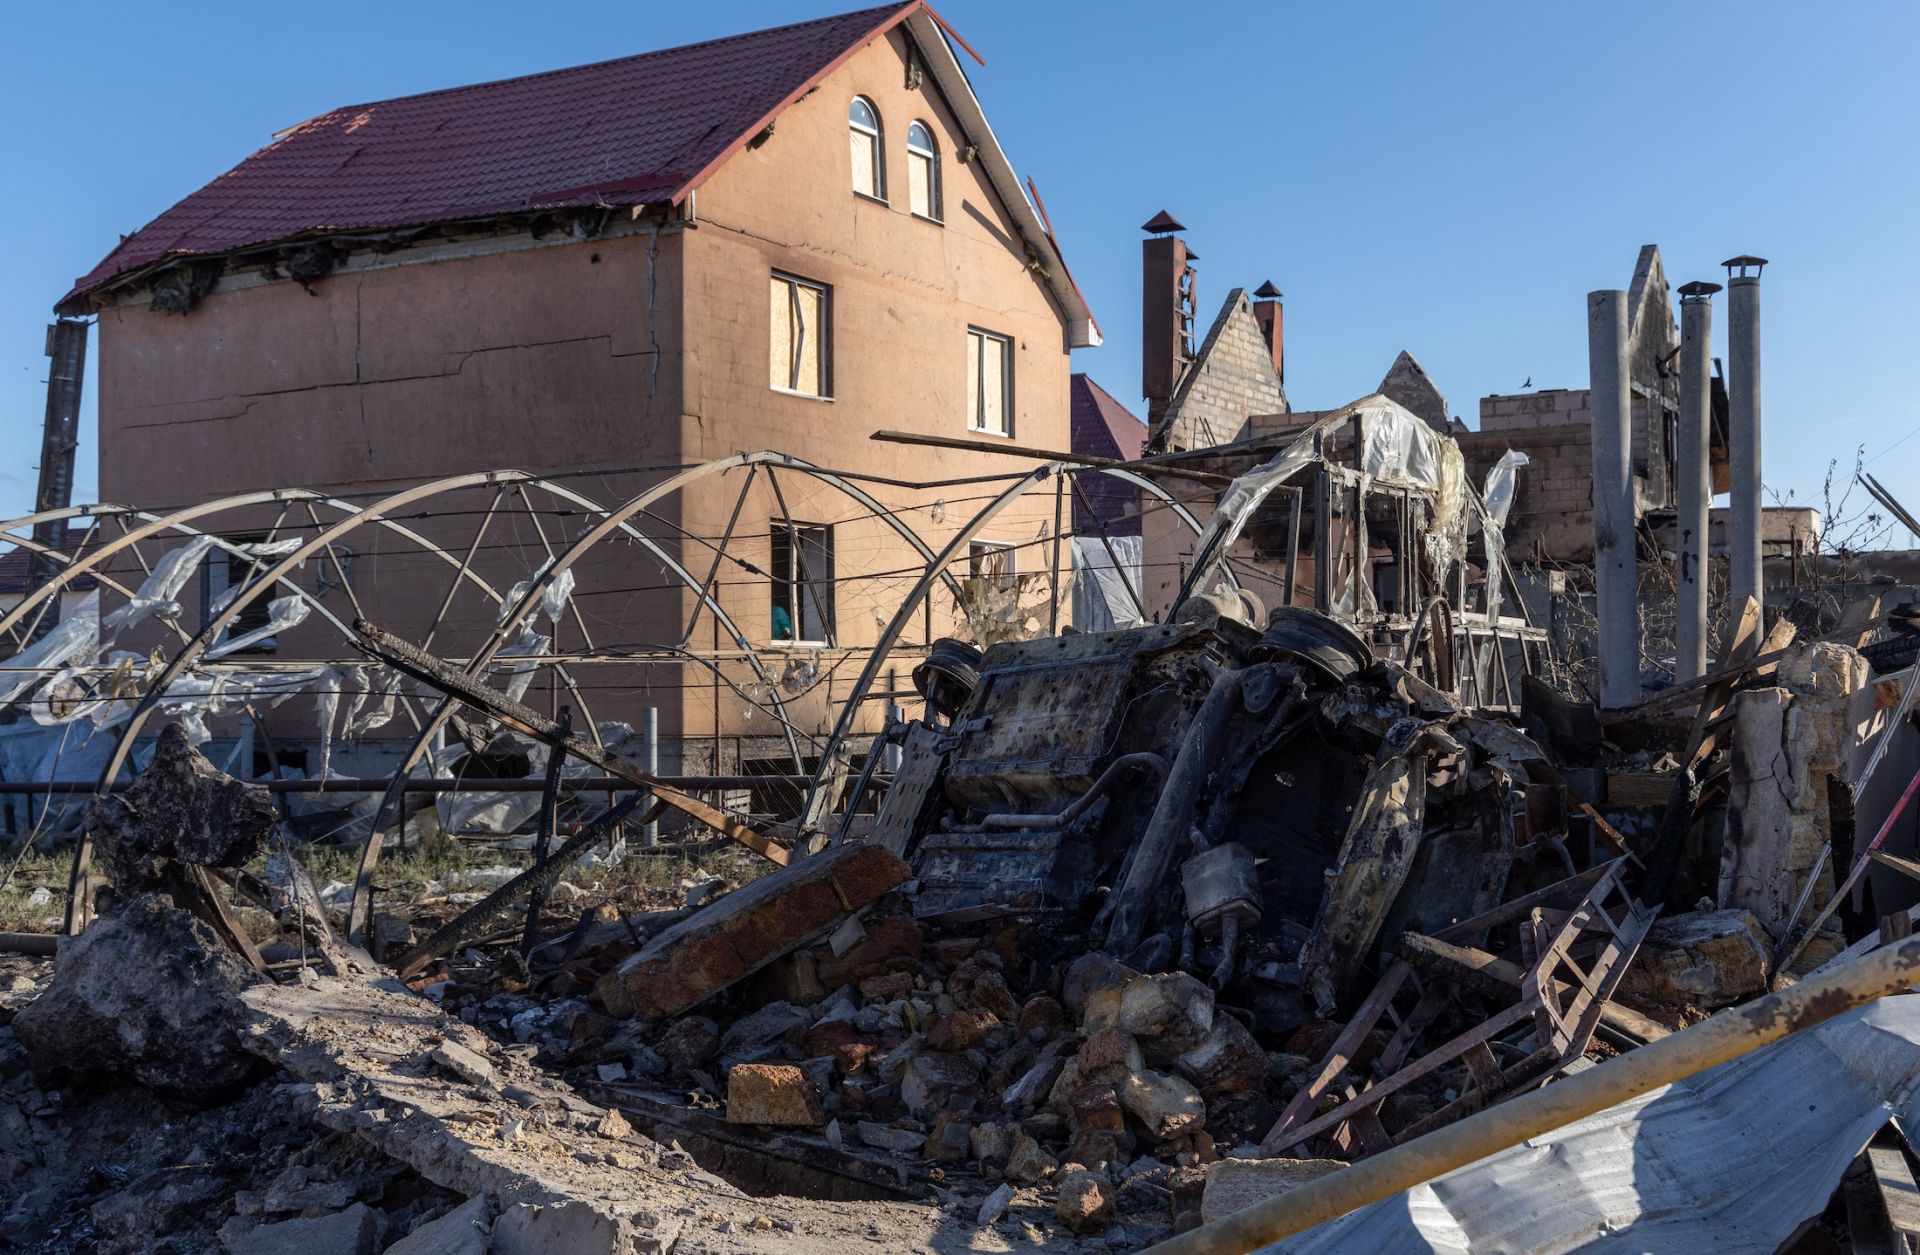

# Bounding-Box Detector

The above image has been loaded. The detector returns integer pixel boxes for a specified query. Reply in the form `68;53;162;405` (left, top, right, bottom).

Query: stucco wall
87;23;1076;760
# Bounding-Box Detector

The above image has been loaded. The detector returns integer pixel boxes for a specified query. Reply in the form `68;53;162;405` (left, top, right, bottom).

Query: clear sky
3;2;1915;539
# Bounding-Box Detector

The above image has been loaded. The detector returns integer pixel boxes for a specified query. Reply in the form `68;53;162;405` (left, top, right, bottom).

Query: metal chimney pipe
1675;281;1720;682
1588;290;1638;708
1724;255;1768;614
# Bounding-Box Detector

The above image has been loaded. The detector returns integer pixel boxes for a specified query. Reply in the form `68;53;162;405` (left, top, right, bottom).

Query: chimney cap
1677;280;1722;299
1721;254;1768;277
1141;209;1186;234
1254;280;1283;300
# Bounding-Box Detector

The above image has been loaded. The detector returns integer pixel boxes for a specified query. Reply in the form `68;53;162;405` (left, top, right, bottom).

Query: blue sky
3;2;1915;540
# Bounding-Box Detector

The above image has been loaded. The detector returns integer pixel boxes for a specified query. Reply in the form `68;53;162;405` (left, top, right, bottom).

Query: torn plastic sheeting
0;718;123;832
101;536;218;633
488;628;550;705
498;565;576;626
0;590;100;707
1184;440;1319;602
342;666;404;740
1264;995;1920;1254
1474;449;1530;534
312;666;343;779
430;736;591;837
206;539;305;619
1071;536;1145;631
1356;400;1446;488
31;650;146;731
204;594;312;661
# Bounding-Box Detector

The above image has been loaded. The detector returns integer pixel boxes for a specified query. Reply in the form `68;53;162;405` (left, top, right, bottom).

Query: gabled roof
1069;374;1145;536
60;3;1099;345
0;533;98;596
1070;374;1145;461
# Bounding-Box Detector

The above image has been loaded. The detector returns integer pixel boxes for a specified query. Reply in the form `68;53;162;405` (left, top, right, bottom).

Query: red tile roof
1069;374;1146;537
0;533;99;596
63;3;920;308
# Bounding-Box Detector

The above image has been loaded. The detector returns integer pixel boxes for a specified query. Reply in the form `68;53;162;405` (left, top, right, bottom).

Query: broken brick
922;1110;974;1162
1018;995;1067;1037
1120;1069;1207;1142
1077;1028;1143;1085
655;1017;719;1072
858;971;916;1003
1066;1082;1126;1135
815;914;923;987
1055;1168;1115;1234
926;1008;997;1053
900;1051;980;1117
725;1063;824;1127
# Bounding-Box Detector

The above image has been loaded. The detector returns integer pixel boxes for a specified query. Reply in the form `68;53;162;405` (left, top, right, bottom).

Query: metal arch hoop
62;470;585;932
341;450;975;941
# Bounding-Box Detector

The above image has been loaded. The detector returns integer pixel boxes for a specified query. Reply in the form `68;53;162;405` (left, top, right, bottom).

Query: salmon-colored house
56;3;1098;783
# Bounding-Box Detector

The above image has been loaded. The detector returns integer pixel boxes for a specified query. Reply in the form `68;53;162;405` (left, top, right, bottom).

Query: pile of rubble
8;571;1920;1252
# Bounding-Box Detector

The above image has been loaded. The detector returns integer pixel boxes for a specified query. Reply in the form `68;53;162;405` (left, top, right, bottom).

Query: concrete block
1617;909;1770;1008
1201;1158;1346;1222
384;1198;490;1255
1076;1028;1143;1084
492;1201;627;1255
599;843;910;1018
227;1204;381;1255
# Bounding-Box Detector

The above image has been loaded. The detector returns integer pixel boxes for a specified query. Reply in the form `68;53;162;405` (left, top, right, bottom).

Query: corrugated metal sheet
1265;994;1920;1254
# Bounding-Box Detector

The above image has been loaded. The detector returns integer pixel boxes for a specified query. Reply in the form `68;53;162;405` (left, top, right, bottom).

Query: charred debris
9;392;1920;1255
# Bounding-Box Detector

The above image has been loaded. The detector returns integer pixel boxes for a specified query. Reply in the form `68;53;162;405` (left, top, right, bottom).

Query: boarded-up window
849;97;884;200
967;328;1012;436
907;120;939;220
770;521;834;643
770;273;830;397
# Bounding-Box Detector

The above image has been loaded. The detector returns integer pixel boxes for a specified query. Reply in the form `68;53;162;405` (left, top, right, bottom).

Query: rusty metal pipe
1142;934;1920;1255
976;752;1169;830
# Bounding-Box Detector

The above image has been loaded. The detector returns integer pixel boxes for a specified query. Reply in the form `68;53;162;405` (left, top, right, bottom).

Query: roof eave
903;8;1099;349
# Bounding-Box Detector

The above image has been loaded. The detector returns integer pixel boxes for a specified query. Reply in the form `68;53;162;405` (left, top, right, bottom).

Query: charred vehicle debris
4;16;1918;1244
9;385;1920;1255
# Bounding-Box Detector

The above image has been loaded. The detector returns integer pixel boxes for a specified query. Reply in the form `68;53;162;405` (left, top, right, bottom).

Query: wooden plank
1266;1001;1536;1154
1577;802;1632;857
1870;848;1920;885
355;618;788;866
1870;1141;1920;1239
1431;861;1620;944
1259;961;1414;1155
1849;1150;1900;1255
1398;931;1670;1042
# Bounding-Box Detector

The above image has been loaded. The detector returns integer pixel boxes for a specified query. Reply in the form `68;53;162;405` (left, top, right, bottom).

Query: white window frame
770;520;835;646
966;327;1014;437
967;539;1017;590
906;120;941;222
849;96;886;203
770;272;832;399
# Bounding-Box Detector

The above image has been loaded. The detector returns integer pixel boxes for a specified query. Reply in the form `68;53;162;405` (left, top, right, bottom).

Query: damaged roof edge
54;2;1101;346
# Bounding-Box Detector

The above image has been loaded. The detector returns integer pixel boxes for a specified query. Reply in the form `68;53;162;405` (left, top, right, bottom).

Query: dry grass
0;833;773;936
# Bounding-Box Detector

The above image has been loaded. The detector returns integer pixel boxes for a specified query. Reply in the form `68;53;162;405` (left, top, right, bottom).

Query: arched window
849;97;884;200
906;120;940;221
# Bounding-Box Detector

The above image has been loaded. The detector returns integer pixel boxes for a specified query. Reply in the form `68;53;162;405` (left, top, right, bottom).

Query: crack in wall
117;334;657;432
